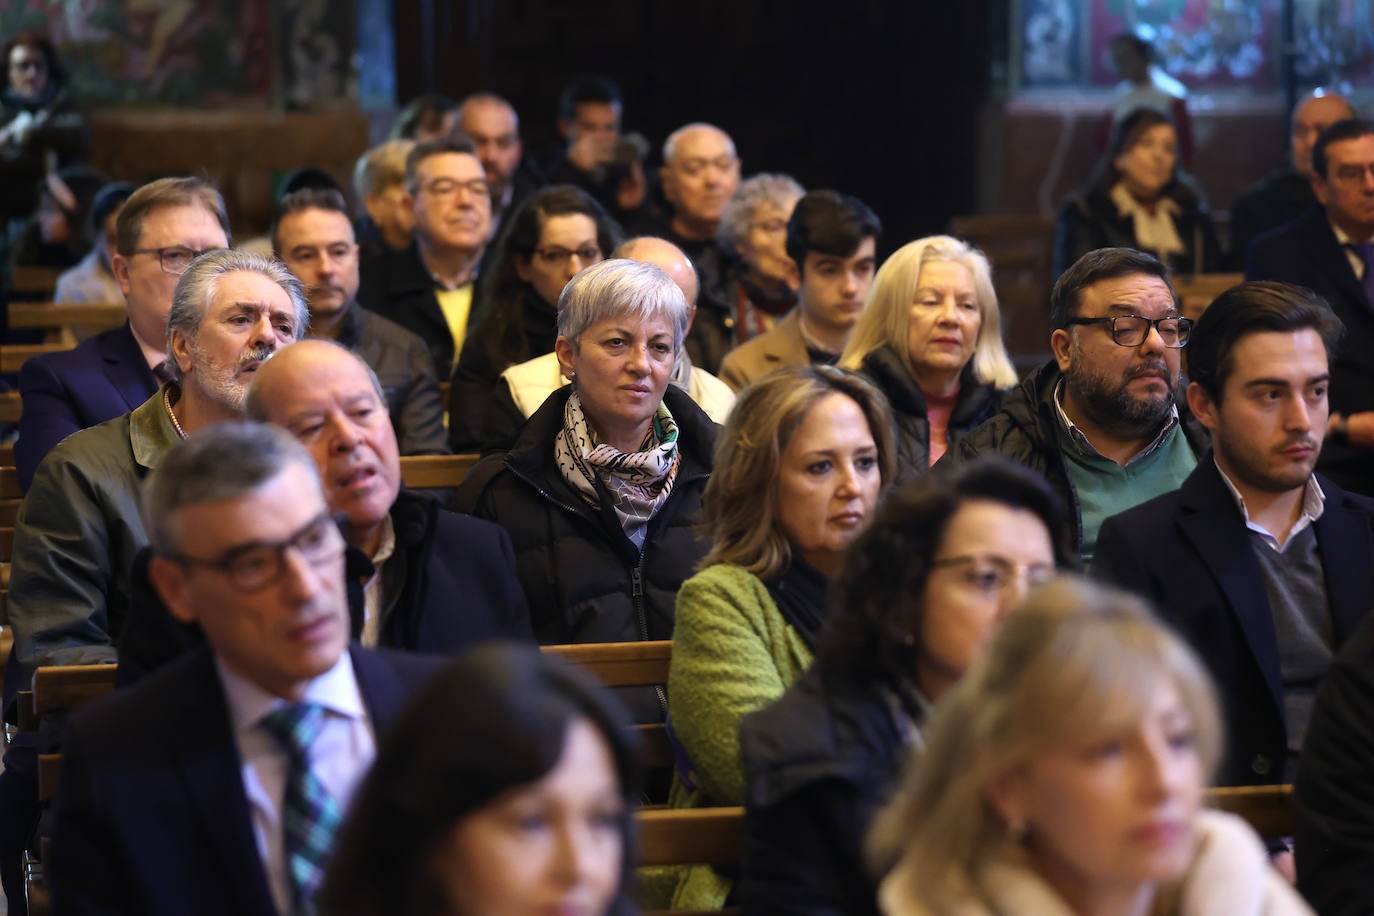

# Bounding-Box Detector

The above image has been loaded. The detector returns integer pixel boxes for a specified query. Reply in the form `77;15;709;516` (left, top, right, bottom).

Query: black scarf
764;557;831;651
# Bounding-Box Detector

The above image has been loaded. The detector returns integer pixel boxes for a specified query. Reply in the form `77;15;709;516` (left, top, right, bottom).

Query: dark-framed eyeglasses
532;245;602;266
162;511;345;592
1063;314;1193;349
930;554;1055;595
128;245;223;277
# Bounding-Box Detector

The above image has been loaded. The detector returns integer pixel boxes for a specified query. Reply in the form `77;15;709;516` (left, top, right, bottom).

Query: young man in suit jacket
52;422;439;916
1095;282;1374;793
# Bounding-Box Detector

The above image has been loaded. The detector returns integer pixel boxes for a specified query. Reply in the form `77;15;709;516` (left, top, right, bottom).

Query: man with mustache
946;247;1206;562
273;188;448;456
0;250;307;909
357;136;490;377
1095;283;1374;797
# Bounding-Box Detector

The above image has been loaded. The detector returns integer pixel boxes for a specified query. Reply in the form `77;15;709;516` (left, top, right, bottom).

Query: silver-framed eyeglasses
1063;314;1193;348
163;511;345;592
931;554;1055;596
128;245;223;277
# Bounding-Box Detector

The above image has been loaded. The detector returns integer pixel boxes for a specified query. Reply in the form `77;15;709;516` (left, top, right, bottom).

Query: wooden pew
948;213;1056;369
9;267;61;298
1204;784;1294;839
1174;273;1244;323
30;664;119;803
398;453;480;490
0;344;70;375
638;806;744;916
7;303;126;332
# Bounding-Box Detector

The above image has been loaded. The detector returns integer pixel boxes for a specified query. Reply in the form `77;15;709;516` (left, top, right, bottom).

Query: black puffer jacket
739;660;923;916
1054;182;1221;277
945;360;1210;553
858;345;1006;482
454;384;717;721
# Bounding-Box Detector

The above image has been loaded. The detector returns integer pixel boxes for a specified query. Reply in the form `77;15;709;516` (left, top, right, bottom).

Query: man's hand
616;160;646;211
1344;411;1374;450
567;132;614;173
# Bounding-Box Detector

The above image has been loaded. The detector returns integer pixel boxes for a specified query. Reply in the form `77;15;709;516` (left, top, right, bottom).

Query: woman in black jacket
839;235;1017;481
453;259;717;723
737;458;1075;916
1054;107;1220;277
449;185;622;450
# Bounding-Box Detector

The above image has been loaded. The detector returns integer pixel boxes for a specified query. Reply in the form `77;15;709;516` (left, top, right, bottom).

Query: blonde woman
839;236;1017;478
871;577;1312;916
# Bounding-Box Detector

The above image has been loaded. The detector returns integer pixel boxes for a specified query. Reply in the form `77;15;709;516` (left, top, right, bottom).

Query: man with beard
273;188;448;456
0;250;307;909
1095;282;1374;794
946;248;1206;561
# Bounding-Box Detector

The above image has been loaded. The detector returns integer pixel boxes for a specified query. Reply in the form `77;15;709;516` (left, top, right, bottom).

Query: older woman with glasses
716;173;806;345
738;457;1074;915
454;259;717;724
839;236;1018;480
871;576;1312;916
450;185;623;451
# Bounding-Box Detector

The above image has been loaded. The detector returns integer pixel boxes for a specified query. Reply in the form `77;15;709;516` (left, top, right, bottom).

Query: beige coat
718;310;811;392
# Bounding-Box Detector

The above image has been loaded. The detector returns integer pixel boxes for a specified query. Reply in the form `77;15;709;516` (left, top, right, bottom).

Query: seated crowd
4;55;1374;916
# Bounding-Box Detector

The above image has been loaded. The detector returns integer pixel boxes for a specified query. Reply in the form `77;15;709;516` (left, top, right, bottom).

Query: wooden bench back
8;303;126;332
397;453;480;490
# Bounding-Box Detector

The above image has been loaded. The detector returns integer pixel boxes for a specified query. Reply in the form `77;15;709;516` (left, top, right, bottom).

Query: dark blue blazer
1246;205;1374;495
51;644;438;916
15;322;157;491
1094;456;1374;786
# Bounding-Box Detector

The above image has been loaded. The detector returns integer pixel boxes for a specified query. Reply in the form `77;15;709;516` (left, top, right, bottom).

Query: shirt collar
365;514;397;586
1052;378;1180;464
1214;457;1325;551
216;649;366;736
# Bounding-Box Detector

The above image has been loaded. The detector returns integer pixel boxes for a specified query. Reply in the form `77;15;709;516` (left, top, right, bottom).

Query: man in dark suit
1095;282;1374;793
356;137;490;377
115;338;531;685
1246;118;1374;496
15;176;231;490
52;422;438;916
456;92;545;239
1228;91;1353;268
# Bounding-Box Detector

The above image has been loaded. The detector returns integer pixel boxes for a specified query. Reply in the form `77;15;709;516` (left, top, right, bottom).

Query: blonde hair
868;575;1223;910
353;138;416;202
699;365;895;580
839;235;1017;389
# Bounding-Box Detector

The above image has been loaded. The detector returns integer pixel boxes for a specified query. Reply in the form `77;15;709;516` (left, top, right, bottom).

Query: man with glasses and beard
945;247;1207;562
1095;282;1374;798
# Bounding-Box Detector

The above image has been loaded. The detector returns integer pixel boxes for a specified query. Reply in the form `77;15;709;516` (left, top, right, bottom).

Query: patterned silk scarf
555;392;681;549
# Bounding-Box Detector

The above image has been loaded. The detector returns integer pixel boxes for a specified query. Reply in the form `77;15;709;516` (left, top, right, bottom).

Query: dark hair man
719;190;882;391
1246;118;1374;496
946;247;1207;561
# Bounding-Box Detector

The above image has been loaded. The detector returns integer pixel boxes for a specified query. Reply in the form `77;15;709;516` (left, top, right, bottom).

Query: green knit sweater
663;563;815;910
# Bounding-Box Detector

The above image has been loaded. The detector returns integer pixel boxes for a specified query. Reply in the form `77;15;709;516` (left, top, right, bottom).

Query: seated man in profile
52;422;439;916
118;339;532;682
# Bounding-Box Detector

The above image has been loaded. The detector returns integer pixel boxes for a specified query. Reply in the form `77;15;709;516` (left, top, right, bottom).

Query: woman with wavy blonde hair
870;576;1312;916
663;364;894;911
840;235;1017;478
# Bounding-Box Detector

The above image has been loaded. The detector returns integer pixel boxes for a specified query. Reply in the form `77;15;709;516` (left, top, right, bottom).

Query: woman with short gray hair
454;258;718;724
718;173;805;343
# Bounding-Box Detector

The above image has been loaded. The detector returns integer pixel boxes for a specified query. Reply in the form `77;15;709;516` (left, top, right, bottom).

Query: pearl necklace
163;386;189;440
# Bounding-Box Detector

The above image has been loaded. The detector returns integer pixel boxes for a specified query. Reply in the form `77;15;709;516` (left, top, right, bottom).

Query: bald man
453;240;734;453
1229;91;1355;266
116;339;532;684
632;122;744;374
456;92;546;236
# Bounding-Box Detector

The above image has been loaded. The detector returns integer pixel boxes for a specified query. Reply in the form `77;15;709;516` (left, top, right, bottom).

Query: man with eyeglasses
50;421;439;916
1095;282;1374;805
1247;118;1374;497
0;250;307;911
272;188;447;457
16;176;231;490
947;247;1207;562
357;136;491;377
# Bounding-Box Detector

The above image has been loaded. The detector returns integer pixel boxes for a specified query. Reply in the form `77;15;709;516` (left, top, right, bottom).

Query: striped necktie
260;703;342;915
